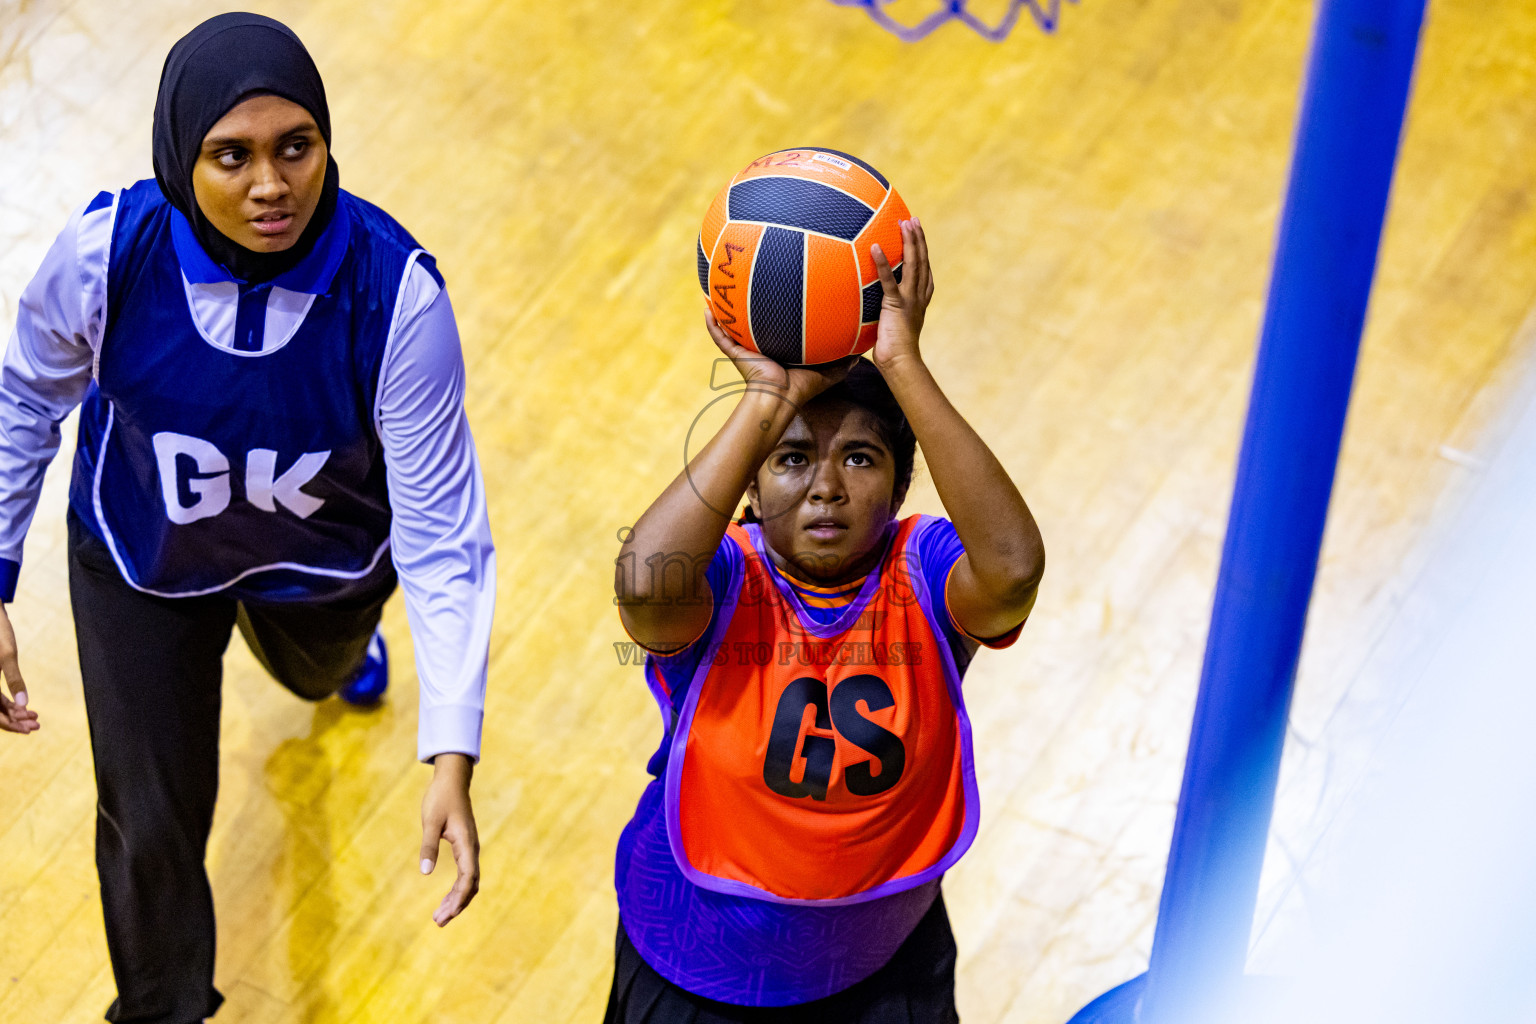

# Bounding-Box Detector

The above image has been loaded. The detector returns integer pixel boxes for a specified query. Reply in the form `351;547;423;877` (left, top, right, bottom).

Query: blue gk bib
68;180;427;602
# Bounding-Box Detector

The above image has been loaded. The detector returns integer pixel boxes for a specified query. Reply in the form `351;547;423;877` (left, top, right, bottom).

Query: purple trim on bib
642;541;744;730
643;663;672;732
661;516;981;906
745;521;894;639
662;557;746;899
615;781;941;1005
902;516;984;889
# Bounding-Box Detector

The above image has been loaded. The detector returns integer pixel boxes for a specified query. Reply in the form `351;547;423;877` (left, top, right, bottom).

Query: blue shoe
339;630;388;706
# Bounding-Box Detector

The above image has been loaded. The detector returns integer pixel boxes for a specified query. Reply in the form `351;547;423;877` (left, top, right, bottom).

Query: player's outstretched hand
704;307;855;407
870;218;934;374
420;752;480;927
0;603;37;735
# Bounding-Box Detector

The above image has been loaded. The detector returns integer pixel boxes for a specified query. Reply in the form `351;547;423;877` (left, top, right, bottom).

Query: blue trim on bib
169;204;352;294
70;180;421;602
0;558;19;603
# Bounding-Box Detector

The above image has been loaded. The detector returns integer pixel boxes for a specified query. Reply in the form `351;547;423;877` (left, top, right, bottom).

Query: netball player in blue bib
0;14;493;1022
609;219;1045;1021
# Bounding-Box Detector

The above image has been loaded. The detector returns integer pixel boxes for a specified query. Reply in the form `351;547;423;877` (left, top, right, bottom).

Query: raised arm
616;314;851;653
871;220;1044;640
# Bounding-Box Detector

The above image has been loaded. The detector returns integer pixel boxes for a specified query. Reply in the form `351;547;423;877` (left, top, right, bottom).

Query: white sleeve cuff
417;702;485;763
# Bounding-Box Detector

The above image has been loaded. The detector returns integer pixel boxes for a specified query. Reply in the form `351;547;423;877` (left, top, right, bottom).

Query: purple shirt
615;516;1014;1005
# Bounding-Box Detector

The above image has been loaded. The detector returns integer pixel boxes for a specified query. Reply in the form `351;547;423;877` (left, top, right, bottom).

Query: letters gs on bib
153;431;330;524
764;674;906;802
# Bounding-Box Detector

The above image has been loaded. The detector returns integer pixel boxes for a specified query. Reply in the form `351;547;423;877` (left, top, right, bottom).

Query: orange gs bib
662;517;980;905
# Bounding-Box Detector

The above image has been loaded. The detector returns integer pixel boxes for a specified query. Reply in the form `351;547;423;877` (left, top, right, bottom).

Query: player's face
191;94;328;254
748;402;902;585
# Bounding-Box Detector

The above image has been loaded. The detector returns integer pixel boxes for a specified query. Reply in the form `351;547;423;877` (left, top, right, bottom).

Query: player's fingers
704;308;752;361
0;660;36;733
3;656;28;704
871;243;900;297
810;356;858;390
703;306;728;344
0;693;38;733
4;689;35;718
419;819;442;875
704;311;742;360
902;220;924;297
830;354;860;376
896;221;920;300
911;218;933;298
433;828;480;926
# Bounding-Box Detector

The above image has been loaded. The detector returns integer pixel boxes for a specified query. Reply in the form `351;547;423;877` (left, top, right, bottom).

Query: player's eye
778;452;807;468
215;148;248;169
846;452;873;467
282;137;309;159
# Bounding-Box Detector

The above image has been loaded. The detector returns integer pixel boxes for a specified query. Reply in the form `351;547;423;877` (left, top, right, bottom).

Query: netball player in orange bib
608;218;1044;1021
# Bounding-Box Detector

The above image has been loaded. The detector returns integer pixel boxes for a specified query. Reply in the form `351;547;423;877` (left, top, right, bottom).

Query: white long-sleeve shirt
1;194;494;762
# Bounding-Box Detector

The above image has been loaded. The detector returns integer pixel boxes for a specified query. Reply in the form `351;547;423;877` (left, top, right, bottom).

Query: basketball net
828;0;1076;41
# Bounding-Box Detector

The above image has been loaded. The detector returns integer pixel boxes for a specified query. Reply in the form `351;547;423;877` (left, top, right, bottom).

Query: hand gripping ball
698;148;908;366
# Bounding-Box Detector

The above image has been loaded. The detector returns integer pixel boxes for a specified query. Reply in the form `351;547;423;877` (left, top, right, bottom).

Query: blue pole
1067;1;1428;1021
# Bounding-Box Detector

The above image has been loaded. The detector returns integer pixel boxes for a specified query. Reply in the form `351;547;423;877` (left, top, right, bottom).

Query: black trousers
67;510;396;1023
604;891;961;1024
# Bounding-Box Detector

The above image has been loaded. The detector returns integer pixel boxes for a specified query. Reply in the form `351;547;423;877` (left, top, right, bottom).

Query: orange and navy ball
698;148;909;366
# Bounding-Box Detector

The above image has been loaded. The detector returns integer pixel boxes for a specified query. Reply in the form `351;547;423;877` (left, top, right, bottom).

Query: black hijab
152;12;340;284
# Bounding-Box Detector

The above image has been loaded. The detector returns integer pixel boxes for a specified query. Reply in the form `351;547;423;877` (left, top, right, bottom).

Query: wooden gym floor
2;0;1534;1021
